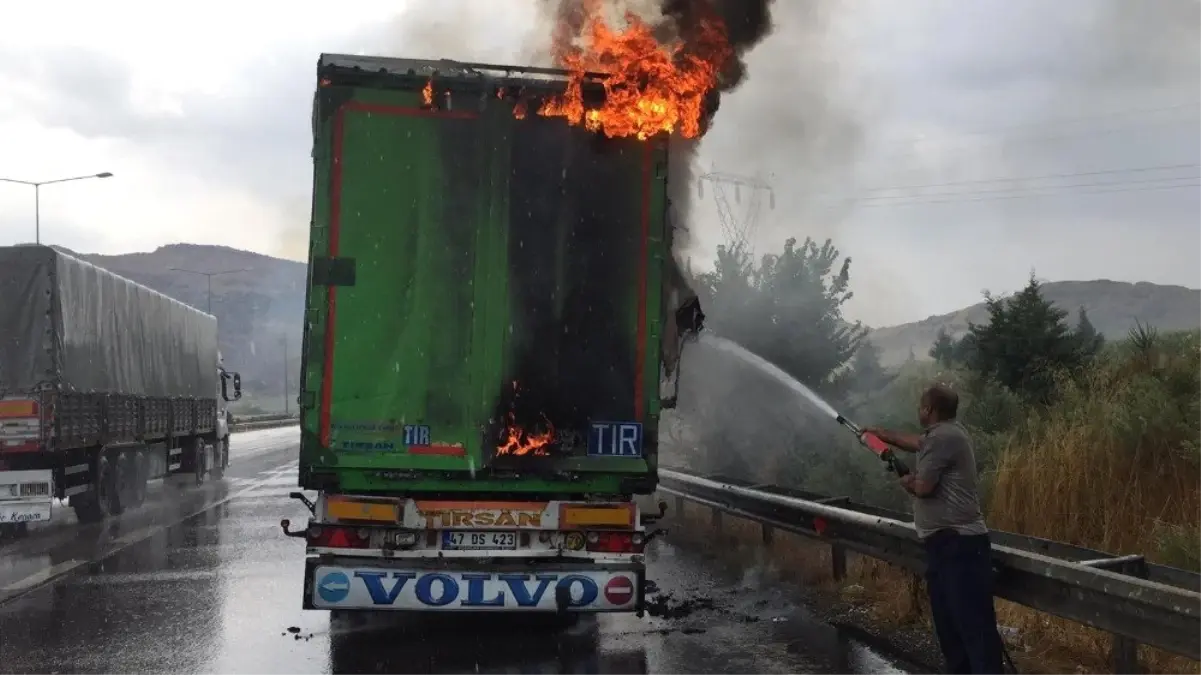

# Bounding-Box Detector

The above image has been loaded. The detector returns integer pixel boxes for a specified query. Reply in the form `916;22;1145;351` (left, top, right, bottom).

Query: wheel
72;454;119;523
106;453;125;516
124;451;148;508
193;438;207;485
330;609;368;631
212;436;229;479
0;522;28;543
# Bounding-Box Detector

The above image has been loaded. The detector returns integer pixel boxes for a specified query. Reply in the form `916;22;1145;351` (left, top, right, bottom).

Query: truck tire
0;522;28;543
123;451;148;508
330;609;367;630
212;436;229;479
192;438;207;486
72;454;119;523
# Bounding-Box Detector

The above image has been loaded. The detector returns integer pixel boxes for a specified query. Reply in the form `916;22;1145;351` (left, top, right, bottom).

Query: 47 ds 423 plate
298;55;685;497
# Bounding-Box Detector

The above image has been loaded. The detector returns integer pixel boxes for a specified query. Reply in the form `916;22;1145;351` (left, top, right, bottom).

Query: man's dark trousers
923;530;1005;674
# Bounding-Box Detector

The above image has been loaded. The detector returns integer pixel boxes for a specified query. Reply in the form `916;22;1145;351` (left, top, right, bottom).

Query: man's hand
899;473;935;498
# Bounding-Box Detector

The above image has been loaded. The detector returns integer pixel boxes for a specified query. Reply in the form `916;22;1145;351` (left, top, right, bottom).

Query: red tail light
585;531;645;554
0;399;39;419
307;525;370;549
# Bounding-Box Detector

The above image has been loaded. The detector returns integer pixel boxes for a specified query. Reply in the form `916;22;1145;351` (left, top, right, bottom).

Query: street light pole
169;265;251;312
0;172;114;244
282;335;290;416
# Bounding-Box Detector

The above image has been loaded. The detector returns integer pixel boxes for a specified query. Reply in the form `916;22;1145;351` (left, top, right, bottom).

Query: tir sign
587;422;643;458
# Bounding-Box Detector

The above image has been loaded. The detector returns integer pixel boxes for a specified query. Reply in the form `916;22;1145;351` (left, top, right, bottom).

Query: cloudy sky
1;0;1197;327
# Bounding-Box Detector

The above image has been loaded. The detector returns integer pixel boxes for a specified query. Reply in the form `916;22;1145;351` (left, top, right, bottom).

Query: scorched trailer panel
299;55;680;496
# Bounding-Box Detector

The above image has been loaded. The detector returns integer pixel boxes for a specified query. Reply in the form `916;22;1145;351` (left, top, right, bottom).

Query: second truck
284;54;704;616
0;245;243;537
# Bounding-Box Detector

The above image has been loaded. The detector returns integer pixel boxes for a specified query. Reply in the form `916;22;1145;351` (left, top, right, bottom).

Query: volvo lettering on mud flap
310;566;639;612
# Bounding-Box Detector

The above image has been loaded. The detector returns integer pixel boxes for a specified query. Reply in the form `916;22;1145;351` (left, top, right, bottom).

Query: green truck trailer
284;54;703;616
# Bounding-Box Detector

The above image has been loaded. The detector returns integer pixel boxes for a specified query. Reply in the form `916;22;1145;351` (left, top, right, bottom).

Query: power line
858;106;1199;185
852;180;1198;209
833;173;1200;204
804;162;1200;199
873;102;1200;150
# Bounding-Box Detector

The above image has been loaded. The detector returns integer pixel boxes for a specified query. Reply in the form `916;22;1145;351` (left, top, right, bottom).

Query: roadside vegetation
665;238;1200;672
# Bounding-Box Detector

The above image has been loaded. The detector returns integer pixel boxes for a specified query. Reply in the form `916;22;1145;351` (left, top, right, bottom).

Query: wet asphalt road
0;428;912;674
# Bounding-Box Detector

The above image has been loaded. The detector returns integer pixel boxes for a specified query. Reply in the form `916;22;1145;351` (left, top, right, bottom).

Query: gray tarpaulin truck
0;245;243;537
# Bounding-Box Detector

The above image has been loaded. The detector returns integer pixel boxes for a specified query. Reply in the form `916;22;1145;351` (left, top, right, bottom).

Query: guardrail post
710;507;722;530
674;495;685;515
1080;554;1147;674
815;497;851;581
831;544;847;581
761;523;774;545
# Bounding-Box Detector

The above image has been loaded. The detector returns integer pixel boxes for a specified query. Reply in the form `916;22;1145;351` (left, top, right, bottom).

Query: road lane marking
0;458;300;606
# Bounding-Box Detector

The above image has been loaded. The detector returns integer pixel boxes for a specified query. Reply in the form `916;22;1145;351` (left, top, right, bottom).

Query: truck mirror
221;371;244;402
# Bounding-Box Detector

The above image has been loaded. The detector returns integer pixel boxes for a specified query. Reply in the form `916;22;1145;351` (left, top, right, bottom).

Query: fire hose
834;414;911;477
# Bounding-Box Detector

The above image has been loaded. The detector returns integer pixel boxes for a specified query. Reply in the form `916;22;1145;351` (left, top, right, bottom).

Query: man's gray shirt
913;420;988;540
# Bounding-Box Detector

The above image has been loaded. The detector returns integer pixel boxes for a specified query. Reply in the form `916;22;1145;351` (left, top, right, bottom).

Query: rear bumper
0;470;54;525
303;555;645;614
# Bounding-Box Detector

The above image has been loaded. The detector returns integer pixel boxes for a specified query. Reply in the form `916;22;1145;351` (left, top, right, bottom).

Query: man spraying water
864;385;1006;675
694;333;1011;673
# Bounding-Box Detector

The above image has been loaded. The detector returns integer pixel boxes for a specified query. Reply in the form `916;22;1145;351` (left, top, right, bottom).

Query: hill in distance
867;280;1201;367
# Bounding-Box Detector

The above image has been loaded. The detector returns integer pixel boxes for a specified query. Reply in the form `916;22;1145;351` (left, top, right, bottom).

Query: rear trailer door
302;65;668;490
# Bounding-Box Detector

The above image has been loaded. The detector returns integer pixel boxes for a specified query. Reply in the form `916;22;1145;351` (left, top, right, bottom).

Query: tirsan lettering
418;509;542;528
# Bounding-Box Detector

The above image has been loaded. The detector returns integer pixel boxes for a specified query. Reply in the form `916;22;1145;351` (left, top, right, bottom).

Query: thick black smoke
657;0;775;249
660;0;774;94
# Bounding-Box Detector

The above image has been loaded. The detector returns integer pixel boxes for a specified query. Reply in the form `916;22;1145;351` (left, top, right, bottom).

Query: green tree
965;274;1082;404
930;327;956;365
1072;307;1105;360
930;328;976;367
698;236;867;401
850;339;889;394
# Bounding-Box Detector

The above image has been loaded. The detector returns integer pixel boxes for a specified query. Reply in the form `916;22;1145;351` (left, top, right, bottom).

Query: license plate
442;530;517;550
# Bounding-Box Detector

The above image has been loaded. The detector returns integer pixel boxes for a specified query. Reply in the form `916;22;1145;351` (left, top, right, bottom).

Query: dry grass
987;378;1200;561
981;353;1201;674
667;502;1201;674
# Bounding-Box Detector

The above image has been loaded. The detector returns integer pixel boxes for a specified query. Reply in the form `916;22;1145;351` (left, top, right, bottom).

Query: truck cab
213;352;243;474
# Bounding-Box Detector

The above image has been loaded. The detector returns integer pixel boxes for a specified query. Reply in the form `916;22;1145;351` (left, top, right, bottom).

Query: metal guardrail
658;467;1201;671
230;413;299;432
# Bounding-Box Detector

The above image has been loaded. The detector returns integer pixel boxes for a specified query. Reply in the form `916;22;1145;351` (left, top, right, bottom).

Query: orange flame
422;79;434;106
496;413;554;457
495;381;554;456
536;7;732;140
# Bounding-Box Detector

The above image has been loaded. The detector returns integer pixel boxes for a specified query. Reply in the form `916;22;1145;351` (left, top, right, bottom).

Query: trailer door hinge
312;257;356;287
